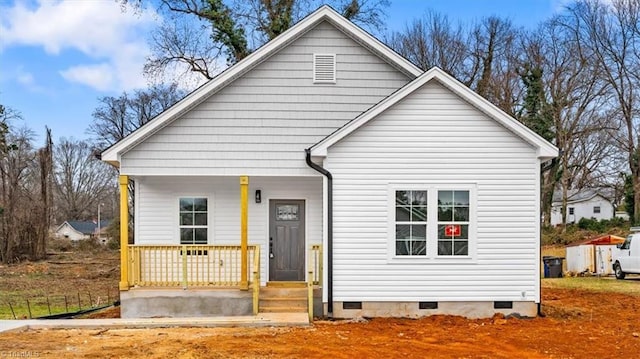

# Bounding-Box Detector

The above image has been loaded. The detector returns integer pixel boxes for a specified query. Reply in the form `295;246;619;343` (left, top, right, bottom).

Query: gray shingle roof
64;220;111;235
552;188;614;204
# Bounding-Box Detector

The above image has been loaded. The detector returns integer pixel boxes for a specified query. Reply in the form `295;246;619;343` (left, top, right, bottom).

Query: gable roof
101;5;422;165
56;220;111;235
552;188;614;204
309;67;558;160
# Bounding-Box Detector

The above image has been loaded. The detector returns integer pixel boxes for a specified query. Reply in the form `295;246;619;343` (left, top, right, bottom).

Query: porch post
119;175;130;291
240;175;249;290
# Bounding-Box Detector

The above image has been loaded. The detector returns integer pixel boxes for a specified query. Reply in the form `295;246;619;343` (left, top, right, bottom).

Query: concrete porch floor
0;312;309;334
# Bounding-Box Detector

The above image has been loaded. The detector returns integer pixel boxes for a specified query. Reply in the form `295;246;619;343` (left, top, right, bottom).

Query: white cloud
551;0;613;12
60;63;114;92
16;71;35;87
0;0;159;92
14;65;46;93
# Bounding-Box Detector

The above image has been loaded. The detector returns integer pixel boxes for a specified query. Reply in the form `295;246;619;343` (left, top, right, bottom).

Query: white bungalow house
101;6;557;320
550;189;615;226
55;220;111;242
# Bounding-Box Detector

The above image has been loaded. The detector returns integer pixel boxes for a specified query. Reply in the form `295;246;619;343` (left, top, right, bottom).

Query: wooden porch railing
308;244;322;321
310;244;322;286
252;246;261;315
127;245;258;288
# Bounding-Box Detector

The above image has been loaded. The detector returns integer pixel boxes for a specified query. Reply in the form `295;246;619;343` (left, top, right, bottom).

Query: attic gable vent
313;53;336;83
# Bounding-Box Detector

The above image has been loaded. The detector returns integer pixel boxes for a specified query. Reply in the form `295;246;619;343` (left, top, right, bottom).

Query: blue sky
0;0;566;144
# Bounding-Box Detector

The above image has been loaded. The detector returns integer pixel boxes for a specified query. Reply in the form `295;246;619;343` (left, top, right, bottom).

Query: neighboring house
550;189;615;226
55;220;111;242
101;6;557;320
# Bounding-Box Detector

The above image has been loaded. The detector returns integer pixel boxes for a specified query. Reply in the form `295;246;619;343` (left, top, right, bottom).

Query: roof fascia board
54;221;70;232
102;5;421;163
311;67;558;159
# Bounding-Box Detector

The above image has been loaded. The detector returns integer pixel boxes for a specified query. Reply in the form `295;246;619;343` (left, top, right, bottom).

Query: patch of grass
0;291;115;319
542;277;640;296
0;250;119;319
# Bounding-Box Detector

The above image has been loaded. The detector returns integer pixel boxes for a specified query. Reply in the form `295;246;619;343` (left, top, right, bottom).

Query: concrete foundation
120;288;253;318
331;301;538;319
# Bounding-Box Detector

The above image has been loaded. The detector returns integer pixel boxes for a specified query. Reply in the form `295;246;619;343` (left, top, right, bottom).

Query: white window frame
313;53;336;83
387;183;477;263
177;196;211;245
593;206;601;214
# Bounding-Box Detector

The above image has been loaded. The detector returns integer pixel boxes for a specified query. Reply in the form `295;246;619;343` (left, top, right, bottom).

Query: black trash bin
542;256;564;278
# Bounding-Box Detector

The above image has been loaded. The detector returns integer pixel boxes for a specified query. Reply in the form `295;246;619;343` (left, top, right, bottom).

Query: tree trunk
540;159;559;227
633;175;640;225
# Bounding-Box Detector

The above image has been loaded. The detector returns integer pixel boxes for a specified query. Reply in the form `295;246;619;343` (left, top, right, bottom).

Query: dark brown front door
269;200;305;281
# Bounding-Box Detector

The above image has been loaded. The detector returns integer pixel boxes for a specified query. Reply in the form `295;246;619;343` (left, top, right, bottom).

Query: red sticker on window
445;225;461;237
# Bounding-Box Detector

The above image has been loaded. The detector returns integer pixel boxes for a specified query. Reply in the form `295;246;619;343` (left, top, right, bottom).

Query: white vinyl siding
326;81;540;303
120;21;411;176
134;176;323;284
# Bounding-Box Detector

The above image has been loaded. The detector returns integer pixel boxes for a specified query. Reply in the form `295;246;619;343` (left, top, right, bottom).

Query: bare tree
518;16;612;226
467;17;523;115
33;128;53;259
386;12;468;79
0;127;37;263
121;0;390;81
388;14;523;116
145;18;224;81
558;0;640;223
53;138;118;224
88;83;185;149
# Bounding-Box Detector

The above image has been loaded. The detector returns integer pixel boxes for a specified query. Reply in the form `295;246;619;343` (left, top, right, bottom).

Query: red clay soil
1;287;638;358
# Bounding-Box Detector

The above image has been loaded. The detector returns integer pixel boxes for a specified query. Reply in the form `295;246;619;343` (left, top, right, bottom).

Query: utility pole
97;203;103;241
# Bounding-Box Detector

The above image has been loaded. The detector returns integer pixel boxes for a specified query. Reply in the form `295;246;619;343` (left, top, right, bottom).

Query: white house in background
550;189;615;226
101;6;557;320
55;220;111;241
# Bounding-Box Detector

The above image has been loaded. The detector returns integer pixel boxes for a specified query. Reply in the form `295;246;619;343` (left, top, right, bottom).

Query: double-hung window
437;190;470;256
179;197;208;244
391;185;474;259
395;190;428;255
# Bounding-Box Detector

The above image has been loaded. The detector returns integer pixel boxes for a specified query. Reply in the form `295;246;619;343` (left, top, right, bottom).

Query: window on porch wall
179;197;208;244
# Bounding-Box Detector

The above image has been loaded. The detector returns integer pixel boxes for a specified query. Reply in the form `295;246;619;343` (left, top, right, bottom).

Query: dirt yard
1;285;639;358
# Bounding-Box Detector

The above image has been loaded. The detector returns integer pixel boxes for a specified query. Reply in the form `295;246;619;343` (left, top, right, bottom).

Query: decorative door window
277;204;299;221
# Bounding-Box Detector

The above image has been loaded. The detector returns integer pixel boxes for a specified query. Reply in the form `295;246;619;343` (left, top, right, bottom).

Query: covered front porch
116;175;324;319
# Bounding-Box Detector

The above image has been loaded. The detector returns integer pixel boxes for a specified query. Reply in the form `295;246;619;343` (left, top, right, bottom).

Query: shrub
577;217;604;232
47;238;73;252
106;238;120;250
76;238;103;253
